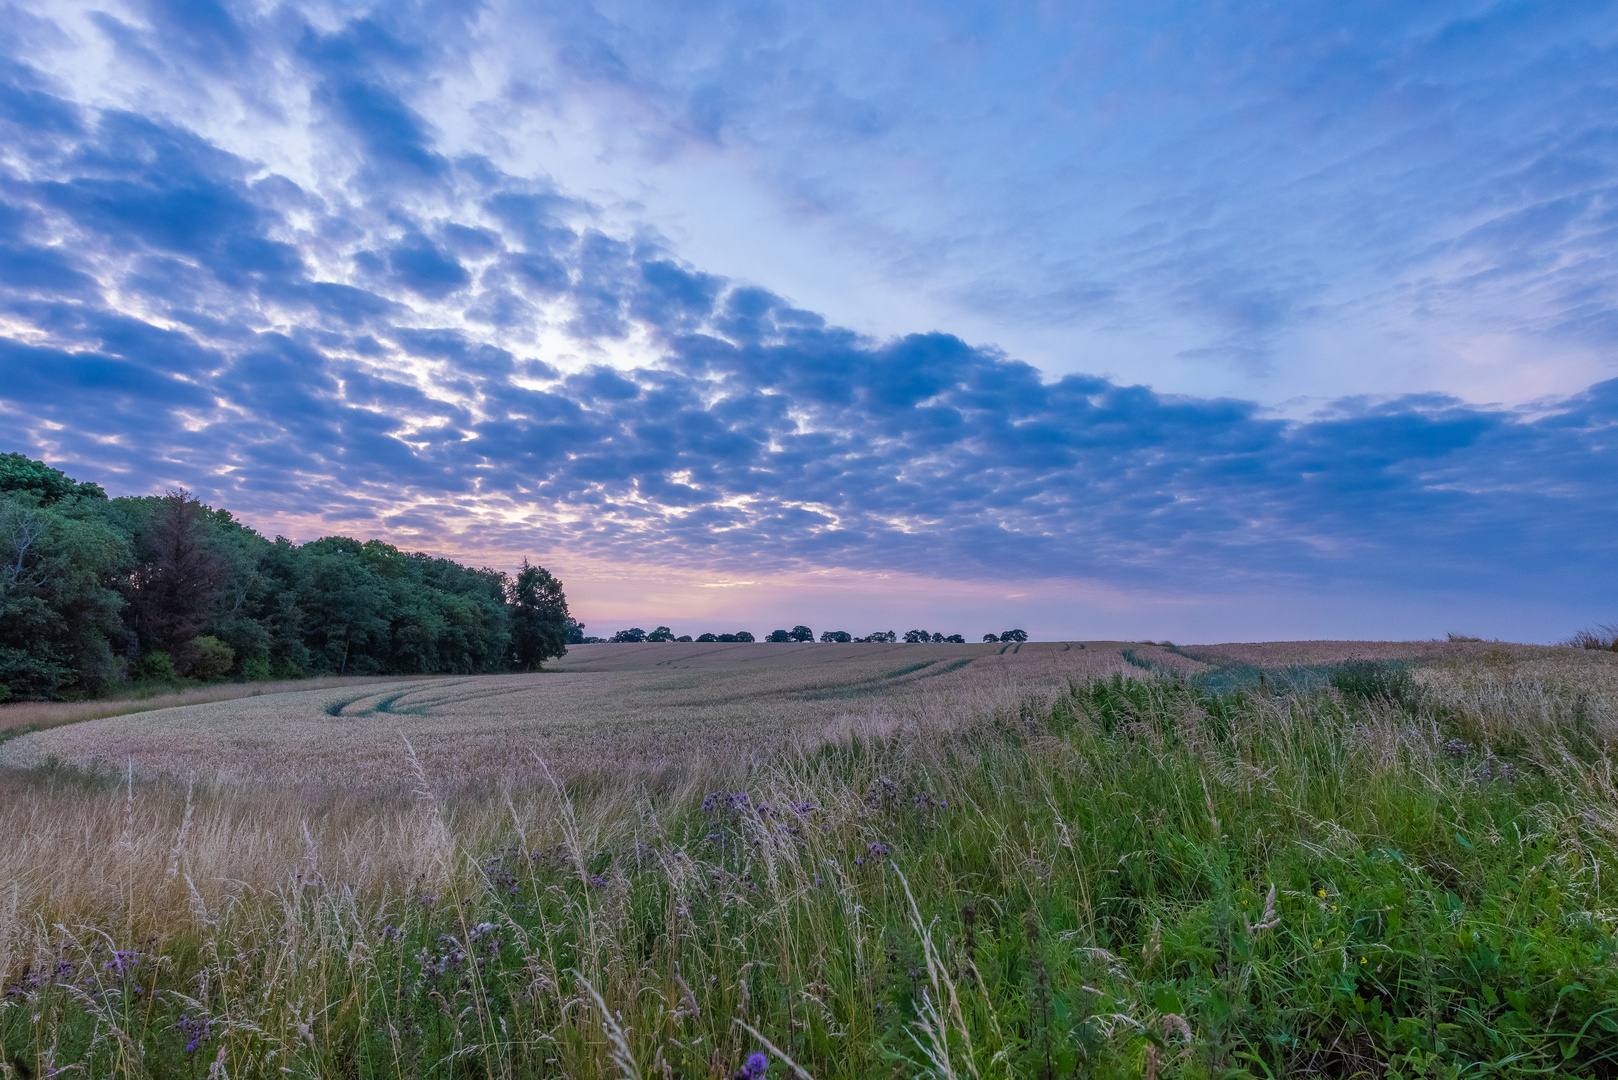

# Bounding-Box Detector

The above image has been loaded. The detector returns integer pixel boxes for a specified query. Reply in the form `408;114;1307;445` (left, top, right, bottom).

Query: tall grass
4;662;1618;1077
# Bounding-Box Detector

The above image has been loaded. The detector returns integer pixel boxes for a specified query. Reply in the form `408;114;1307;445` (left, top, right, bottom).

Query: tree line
0;454;572;701
601;626;1029;644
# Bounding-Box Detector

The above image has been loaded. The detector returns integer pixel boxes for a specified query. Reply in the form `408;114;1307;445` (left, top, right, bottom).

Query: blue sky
0;0;1614;641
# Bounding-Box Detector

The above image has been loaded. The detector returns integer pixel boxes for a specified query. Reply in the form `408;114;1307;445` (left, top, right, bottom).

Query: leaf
1154;987;1184;1015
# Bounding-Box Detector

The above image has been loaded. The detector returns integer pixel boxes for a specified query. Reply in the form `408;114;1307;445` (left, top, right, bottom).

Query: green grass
4;667;1618;1078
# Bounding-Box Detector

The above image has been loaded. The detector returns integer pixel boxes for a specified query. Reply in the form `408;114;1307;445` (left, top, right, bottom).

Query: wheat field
0;641;1133;791
3;639;1617;1078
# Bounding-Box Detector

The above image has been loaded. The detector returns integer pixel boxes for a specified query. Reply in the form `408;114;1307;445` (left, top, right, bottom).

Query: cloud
0;5;1614;633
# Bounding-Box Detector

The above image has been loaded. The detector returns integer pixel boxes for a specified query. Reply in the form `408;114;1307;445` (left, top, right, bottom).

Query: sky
0;0;1615;642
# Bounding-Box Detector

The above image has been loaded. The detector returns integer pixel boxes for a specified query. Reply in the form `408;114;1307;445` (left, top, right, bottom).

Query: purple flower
744;1052;769;1077
175;1013;212;1052
103;950;139;978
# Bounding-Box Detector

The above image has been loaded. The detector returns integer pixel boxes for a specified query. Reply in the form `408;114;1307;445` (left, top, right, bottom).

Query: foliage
902;629;971;643
188;636;236;682
0;454;566;697
509;560;570;670
0;452;107;504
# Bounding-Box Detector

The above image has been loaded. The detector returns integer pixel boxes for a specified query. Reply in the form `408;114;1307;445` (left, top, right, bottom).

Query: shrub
1561;622;1618;651
270;657;306;680
1330;658;1417;707
242;656;274;682
137;651;178;681
0;682;10;703
188;636;236;682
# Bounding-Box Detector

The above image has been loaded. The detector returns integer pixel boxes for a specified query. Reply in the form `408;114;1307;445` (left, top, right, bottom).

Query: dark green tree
122;492;229;675
0;492;126;697
509;559;569;670
0;452;107;504
0;453;561;696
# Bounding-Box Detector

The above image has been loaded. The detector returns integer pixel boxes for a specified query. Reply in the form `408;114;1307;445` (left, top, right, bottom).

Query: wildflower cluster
173;1013;213;1053
730;1051;769;1079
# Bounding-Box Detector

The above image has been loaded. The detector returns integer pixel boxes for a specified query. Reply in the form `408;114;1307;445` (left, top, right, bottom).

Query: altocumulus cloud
0;4;1614;617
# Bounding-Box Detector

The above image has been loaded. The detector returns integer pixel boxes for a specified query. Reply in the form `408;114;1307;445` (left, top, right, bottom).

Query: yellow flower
1331;905;1337;910
1317;889;1326;897
1315;938;1322;948
1360;957;1367;964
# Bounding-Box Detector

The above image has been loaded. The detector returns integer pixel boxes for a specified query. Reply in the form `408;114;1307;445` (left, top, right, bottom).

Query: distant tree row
603;626;757;643
596;626;1029;644
0;454;571;701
